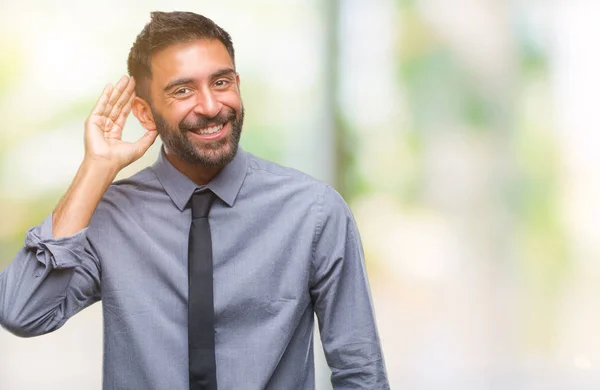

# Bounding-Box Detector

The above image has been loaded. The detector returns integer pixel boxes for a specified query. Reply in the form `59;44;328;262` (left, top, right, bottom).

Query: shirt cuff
23;214;89;269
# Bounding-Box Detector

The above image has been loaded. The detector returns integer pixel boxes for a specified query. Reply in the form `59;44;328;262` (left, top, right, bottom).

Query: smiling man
0;11;389;390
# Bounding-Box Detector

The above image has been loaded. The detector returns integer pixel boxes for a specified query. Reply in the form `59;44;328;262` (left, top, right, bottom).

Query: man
0;11;389;390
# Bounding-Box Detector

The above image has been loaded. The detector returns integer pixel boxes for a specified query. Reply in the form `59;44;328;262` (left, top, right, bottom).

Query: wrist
78;156;121;191
82;154;122;178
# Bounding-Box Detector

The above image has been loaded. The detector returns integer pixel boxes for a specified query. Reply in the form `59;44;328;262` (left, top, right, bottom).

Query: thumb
133;130;159;160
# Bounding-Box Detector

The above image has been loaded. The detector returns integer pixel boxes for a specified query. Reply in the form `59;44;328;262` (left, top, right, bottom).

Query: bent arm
0;75;156;337
0;152;118;337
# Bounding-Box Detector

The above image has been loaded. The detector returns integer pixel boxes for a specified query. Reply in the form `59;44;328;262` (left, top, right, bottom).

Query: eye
214;79;230;88
173;87;192;96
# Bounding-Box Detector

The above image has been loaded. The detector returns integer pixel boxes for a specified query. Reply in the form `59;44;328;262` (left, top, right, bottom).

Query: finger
113;91;135;132
102;117;116;134
91;116;116;137
102;75;130;117
133;130;158;159
102;75;130;118
87;115;109;132
107;77;136;123
90;84;113;116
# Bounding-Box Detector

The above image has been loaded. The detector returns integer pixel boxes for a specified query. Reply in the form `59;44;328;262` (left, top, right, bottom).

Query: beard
152;105;244;168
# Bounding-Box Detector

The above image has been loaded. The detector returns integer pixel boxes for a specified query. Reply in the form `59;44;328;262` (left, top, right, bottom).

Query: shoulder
243;151;353;218
243;151;328;196
320;184;352;216
245;152;316;181
315;184;356;235
98;166;161;212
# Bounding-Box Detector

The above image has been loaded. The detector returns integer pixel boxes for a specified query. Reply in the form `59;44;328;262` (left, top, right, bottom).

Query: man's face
148;39;244;167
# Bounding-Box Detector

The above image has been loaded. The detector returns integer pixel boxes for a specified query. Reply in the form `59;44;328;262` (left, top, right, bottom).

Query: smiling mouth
190;123;224;136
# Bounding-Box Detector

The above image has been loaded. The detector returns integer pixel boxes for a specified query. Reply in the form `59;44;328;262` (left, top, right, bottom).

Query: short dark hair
127;11;236;101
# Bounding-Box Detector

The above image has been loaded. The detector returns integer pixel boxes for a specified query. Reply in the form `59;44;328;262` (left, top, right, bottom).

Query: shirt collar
151;146;248;211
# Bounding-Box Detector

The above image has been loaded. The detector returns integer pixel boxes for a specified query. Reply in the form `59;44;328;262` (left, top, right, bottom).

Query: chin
193;143;236;167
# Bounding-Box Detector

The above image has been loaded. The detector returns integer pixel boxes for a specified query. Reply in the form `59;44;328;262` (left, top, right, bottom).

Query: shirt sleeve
310;185;390;389
0;213;101;337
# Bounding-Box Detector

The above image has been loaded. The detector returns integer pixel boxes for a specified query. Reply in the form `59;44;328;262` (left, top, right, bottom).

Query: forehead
150;39;233;85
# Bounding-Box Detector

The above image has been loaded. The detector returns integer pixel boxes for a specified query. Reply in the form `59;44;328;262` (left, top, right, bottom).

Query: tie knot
191;190;215;219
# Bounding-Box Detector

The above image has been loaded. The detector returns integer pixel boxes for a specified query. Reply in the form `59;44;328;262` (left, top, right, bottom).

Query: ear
235;73;241;93
131;97;157;131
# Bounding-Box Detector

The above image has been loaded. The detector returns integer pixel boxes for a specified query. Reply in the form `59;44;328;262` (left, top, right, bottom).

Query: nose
193;87;222;118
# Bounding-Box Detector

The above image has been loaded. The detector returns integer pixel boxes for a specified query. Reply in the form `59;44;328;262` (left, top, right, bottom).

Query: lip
188;122;229;141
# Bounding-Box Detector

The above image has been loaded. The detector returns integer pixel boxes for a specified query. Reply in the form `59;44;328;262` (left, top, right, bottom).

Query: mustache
179;109;236;131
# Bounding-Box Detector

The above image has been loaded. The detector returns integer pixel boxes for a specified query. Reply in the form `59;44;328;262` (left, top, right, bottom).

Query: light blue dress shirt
0;147;389;389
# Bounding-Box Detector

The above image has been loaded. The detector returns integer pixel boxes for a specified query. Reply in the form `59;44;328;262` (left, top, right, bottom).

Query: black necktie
188;190;218;390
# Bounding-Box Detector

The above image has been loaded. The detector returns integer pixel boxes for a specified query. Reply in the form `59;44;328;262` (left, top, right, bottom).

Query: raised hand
84;75;158;170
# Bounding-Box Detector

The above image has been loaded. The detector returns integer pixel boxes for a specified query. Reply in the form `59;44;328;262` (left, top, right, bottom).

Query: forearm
53;157;118;238
0;75;148;335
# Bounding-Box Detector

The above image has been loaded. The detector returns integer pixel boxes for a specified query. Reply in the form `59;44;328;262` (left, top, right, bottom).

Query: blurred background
1;0;599;388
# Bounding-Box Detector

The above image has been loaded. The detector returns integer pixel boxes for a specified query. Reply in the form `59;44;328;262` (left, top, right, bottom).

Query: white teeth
197;124;223;135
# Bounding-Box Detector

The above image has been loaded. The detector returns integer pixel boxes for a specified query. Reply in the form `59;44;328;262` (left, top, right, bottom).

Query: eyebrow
211;68;236;80
163;68;236;93
163;77;195;93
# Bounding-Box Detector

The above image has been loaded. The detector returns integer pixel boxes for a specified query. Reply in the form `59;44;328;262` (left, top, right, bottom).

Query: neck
163;149;225;186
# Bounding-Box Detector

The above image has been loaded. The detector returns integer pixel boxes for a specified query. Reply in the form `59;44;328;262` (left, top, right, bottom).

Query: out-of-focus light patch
553;3;600;167
517;2;555;54
2;28;110;132
339;0;401;129
357;127;407;192
553;4;600;166
424;130;495;211
419;0;514;92
0;40;26;140
0;122;83;199
261;10;322;93
552;3;600;271
338;0;405;198
414;322;475;387
574;355;591;371
555;279;600;377
28;31;109;101
354;194;461;282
